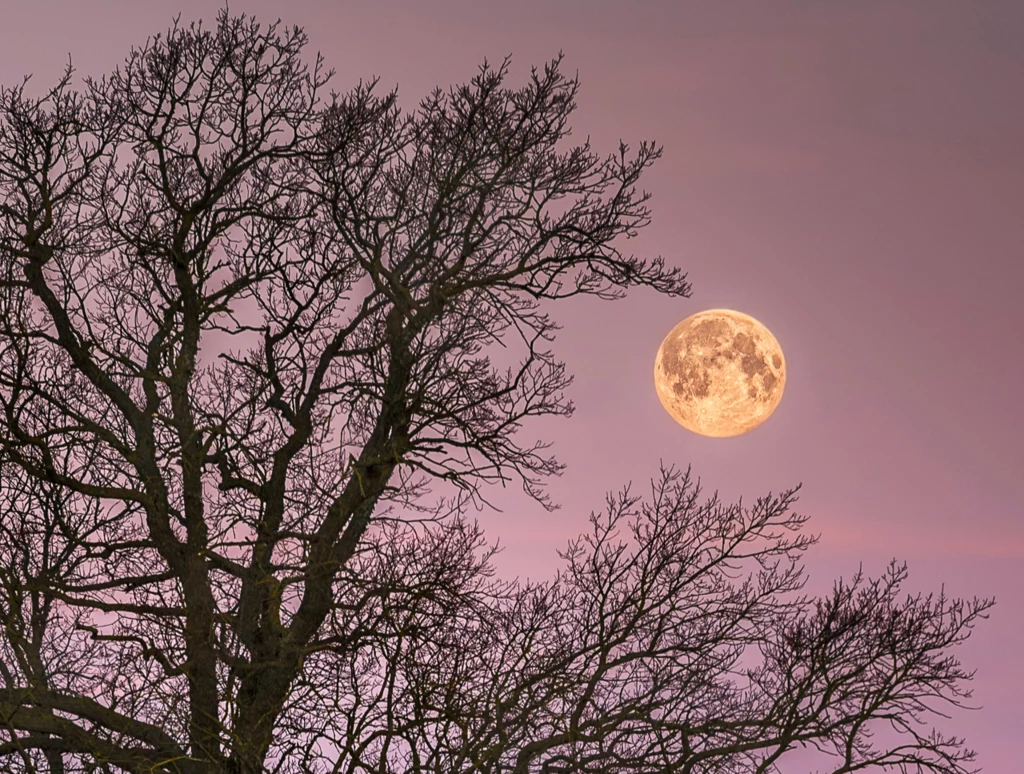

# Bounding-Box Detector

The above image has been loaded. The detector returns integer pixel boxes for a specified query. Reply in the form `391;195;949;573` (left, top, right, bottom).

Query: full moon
653;309;786;438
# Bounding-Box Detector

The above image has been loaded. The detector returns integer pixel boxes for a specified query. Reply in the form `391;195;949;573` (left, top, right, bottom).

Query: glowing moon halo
654;309;786;438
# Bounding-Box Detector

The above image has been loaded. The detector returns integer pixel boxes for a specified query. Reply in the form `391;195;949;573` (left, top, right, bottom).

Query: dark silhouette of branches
0;10;990;774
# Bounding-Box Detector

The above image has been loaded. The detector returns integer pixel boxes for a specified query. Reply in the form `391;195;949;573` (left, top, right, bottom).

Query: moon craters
653;309;786;437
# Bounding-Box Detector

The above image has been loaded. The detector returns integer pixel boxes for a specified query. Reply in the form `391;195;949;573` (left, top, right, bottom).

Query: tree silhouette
0;11;991;774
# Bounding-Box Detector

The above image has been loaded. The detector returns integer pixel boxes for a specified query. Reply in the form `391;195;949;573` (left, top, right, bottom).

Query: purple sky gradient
2;0;1021;769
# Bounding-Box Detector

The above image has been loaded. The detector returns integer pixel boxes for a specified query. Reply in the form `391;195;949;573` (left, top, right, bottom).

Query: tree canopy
0;11;991;774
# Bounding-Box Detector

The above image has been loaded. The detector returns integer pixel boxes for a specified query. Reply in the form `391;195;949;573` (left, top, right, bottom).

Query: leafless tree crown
0;11;991;774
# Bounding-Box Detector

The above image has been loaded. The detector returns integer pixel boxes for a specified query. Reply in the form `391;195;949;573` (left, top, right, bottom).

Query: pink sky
2;0;1021;769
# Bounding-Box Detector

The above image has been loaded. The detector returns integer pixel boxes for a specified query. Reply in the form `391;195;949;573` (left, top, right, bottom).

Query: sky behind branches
1;0;1021;769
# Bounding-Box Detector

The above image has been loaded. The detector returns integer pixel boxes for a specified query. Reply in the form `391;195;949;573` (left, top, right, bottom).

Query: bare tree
0;11;991;774
311;465;991;774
